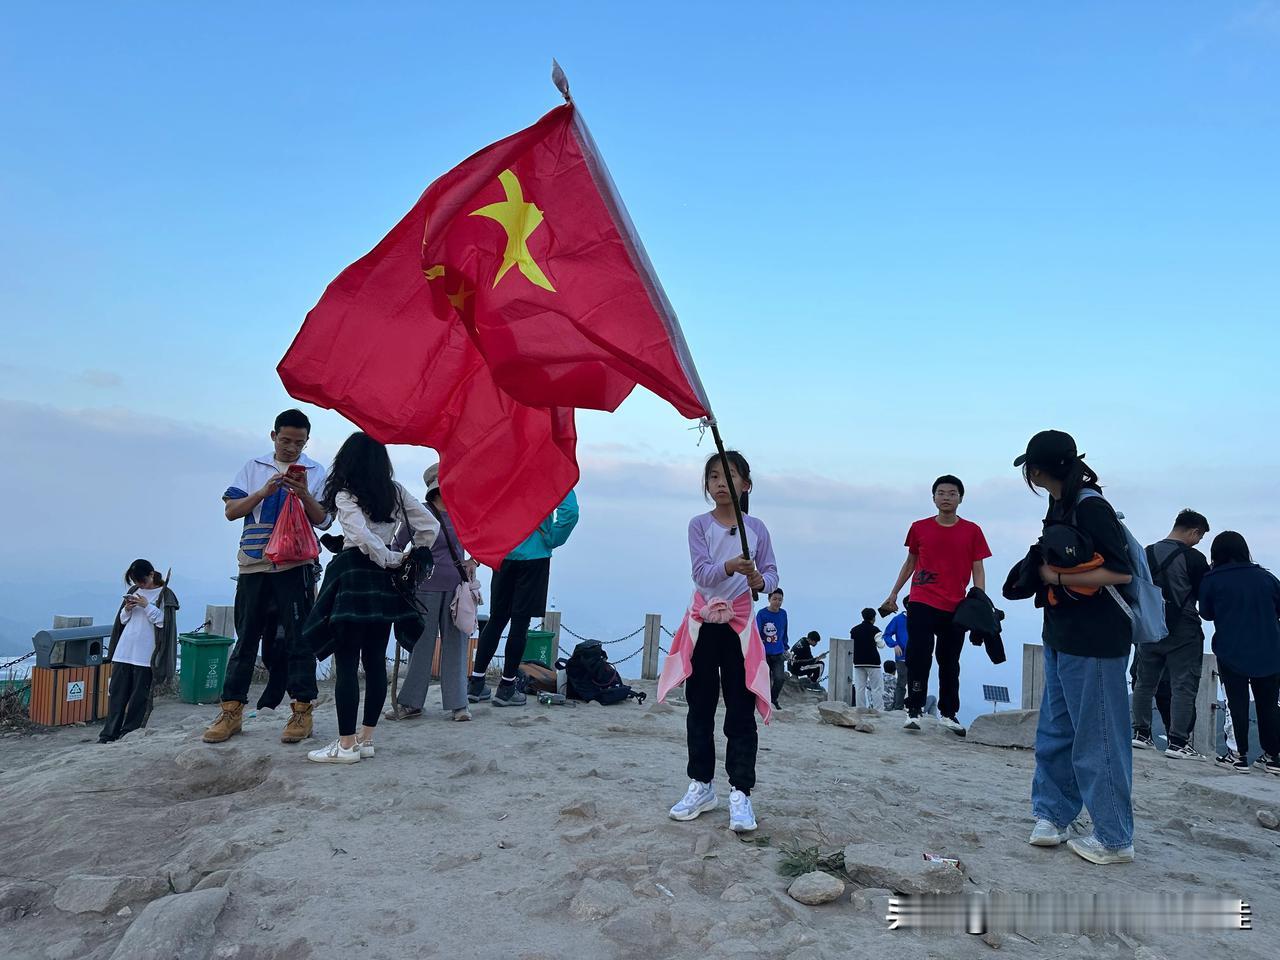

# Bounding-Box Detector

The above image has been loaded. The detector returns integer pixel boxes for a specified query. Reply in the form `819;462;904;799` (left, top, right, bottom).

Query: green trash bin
178;632;236;704
523;630;557;667
0;677;32;708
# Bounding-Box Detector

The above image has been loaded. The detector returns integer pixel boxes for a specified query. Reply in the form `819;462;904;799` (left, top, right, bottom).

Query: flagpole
552;63;755;600
708;419;758;602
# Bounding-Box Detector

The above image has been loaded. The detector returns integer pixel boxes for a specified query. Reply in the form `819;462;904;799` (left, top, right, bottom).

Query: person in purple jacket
661;450;778;834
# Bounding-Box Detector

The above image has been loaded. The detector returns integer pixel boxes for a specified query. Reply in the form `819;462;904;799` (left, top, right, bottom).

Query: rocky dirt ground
1;679;1277;960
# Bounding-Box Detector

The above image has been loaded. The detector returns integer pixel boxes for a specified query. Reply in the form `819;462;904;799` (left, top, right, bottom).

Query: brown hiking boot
281;701;314;743
202;701;244;743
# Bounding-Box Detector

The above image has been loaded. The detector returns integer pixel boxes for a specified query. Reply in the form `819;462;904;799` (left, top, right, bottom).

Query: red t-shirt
905;517;991;613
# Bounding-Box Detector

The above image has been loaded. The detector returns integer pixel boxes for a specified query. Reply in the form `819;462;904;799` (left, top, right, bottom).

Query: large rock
843;843;966;895
817;701;860;727
53;875;170;915
966;709;1038;748
108;888;229;960
787;871;846;905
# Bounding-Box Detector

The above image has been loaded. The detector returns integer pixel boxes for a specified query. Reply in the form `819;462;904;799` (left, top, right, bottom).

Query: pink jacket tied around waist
657;591;772;724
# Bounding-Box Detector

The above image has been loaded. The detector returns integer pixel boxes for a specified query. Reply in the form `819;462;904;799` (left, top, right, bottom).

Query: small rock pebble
787;871;845;905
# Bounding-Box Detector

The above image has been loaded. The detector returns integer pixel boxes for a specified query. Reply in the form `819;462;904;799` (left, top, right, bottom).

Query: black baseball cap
1014;430;1083;468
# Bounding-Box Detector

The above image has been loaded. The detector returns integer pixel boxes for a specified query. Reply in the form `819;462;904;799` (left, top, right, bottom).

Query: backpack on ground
518;660;558;694
1075;490;1168;645
562;640;647;705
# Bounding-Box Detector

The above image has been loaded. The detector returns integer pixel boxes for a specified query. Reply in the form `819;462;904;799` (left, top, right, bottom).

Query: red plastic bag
265;491;320;565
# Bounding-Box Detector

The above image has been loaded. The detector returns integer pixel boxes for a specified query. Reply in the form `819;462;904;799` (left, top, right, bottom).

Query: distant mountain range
0;576;237;657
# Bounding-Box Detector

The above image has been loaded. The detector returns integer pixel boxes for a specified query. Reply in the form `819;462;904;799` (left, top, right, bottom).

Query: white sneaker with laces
307;739;361;764
1066;835;1134;864
356;739;375;759
1028;819;1070;847
903;715;921;731
728;789;757;832
939;715;967;737
1164;742;1206;761
668;781;718;821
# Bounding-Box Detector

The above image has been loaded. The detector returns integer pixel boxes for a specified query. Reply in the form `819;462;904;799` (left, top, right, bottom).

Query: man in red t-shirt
880;475;991;735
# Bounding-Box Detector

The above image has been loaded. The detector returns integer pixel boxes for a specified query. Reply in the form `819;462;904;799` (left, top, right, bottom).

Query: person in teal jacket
469;490;580;706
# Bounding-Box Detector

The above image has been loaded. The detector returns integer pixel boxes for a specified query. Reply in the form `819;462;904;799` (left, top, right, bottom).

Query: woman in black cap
1014;430;1136;864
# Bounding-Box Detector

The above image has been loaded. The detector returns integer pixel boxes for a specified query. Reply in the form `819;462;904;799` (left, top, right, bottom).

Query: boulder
786;871;845;905
720;883;754;903
1257;809;1279;831
843;843;966;895
53;875;170;915
817;701;861;727
966;709;1038;749
108;888;229;960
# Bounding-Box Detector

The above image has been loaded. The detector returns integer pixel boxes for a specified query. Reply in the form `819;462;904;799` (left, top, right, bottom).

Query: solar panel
982;684;1011;704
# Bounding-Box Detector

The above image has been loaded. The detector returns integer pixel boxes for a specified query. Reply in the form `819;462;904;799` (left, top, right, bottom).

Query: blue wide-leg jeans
1032;645;1134;850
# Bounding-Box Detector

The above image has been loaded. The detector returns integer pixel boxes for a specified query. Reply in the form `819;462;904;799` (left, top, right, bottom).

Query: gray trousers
1131;635;1201;746
398;589;468;712
891;662;909;710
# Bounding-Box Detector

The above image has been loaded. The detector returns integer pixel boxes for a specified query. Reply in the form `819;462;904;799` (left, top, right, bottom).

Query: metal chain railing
1;651;35;671
559;623;644;646
376;620;670;673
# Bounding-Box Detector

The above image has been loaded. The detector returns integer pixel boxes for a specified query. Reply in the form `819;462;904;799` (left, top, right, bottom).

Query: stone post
1021;643;1045;710
53;616;93;629
542;611;562;657
1192;653;1218;757
828;635;854;706
205;605;236;639
642;613;662;681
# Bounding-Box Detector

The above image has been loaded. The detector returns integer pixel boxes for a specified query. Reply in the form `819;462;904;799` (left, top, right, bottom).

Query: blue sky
2;2;1278;716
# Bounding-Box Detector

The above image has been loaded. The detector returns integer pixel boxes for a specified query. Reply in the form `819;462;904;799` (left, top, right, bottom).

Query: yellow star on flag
447;281;474;311
469;169;556;293
423;264;446;280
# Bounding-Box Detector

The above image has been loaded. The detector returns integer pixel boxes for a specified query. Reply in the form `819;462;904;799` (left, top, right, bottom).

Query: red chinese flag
280;103;709;566
418;104;710;419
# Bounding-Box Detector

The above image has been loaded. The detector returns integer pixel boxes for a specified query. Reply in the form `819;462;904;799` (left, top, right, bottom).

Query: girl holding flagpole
658;450;778;832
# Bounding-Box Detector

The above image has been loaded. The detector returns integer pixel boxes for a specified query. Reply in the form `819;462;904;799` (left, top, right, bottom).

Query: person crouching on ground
789;631;824;689
658;450;778;833
101;560;178;743
302;432;438;764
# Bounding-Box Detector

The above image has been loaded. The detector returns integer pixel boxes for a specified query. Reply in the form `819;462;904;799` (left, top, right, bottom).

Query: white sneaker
307;739;361;764
356;739;375;759
1164;742;1206;761
728;789;757;832
939;715;967;737
1028;819;1070;847
1066;835;1134;864
903;715;921;731
668;780;717;821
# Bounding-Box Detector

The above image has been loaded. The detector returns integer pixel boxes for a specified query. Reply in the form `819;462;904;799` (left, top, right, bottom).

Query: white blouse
335;481;439;569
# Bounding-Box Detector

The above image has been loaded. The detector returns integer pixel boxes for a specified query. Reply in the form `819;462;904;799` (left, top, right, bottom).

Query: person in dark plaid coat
302;432;438;764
